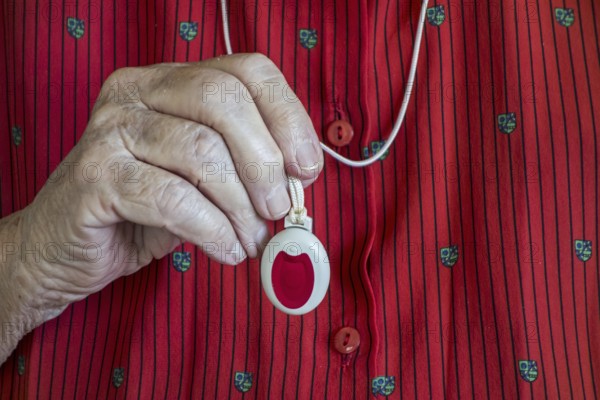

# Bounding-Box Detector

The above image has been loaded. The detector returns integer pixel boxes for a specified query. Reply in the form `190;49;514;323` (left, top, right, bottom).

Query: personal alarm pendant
220;0;428;314
260;177;330;315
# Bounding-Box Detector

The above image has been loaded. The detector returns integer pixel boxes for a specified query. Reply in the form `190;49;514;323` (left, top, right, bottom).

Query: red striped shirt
1;0;599;398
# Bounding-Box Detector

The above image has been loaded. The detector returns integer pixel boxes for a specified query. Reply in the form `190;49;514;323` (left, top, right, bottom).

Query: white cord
288;176;307;224
219;0;429;167
220;0;233;55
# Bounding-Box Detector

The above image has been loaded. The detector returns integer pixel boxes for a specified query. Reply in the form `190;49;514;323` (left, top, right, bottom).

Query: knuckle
189;126;229;165
211;220;235;243
239;53;282;80
257;145;284;167
155;180;195;215
97;67;141;108
228;209;265;240
243;53;275;68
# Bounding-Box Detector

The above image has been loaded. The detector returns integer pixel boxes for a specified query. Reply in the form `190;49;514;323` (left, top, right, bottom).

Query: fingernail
266;184;291;219
296;143;319;170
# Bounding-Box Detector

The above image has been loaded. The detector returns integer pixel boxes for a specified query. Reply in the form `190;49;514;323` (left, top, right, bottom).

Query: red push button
327;120;354;147
271;252;315;310
333;327;360;354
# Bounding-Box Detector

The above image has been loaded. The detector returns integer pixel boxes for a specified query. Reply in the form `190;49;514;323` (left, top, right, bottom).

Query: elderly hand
1;54;323;358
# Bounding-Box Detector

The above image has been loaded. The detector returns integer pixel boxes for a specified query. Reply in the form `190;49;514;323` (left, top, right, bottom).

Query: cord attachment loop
288;176;307;225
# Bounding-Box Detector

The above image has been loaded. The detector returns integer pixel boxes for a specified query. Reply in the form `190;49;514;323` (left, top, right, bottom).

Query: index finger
201;53;324;185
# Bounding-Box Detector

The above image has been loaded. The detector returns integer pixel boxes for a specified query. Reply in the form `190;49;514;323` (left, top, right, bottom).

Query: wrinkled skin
8;54;323;328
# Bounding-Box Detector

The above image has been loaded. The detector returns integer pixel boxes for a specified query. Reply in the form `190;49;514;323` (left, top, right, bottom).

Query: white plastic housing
260;226;330;315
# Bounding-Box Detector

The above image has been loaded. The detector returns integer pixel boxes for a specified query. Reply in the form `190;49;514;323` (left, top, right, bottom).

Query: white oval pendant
260;216;330;315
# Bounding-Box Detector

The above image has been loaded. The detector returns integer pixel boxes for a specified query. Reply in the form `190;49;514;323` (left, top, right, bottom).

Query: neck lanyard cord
219;0;429;168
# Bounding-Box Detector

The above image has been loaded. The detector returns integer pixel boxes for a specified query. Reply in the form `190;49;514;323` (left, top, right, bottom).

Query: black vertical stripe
164;255;172;398
160;0;167;62
453;2;480;397
486;5;521;396
226;257;238;400
267;271;277;397
72;0;79;145
421;22;437;399
21;0;28;206
473;1;505;397
184;0;192;56
2;0;16;215
266;0;272;54
536;1;573;397
511;0;549;397
392;3;408;398
170;0;179;62
104;281;128;397
432;9;454;392
59;307;74;399
242;261;250;400
211;6;223;398
119;273;143;395
92;286;114;399
153;0;158;63
11;0;21;212
524;2;561;395
138;0;142;67
495;1;528;397
200;258;211;399
7;355;14;400
73;298;91;398
574;0;599;396
121;273;143;394
444;2;471;396
589;0;600;64
83;292;103;398
189;248;198;400
150;259;158;399
281;315;290;396
562;1;595;395
544;0;583;395
405;70;418;400
133;267;152;399
484;0;518;392
458;1;491;397
342;0;361;397
0;0;8;220
239;2;252;397
33;0;39;196
0;167;2;391
10;0;18;212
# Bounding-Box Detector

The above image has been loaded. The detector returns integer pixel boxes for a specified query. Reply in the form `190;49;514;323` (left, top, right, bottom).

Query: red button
271;252;314;310
333;327;360;354
327;120;354;147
